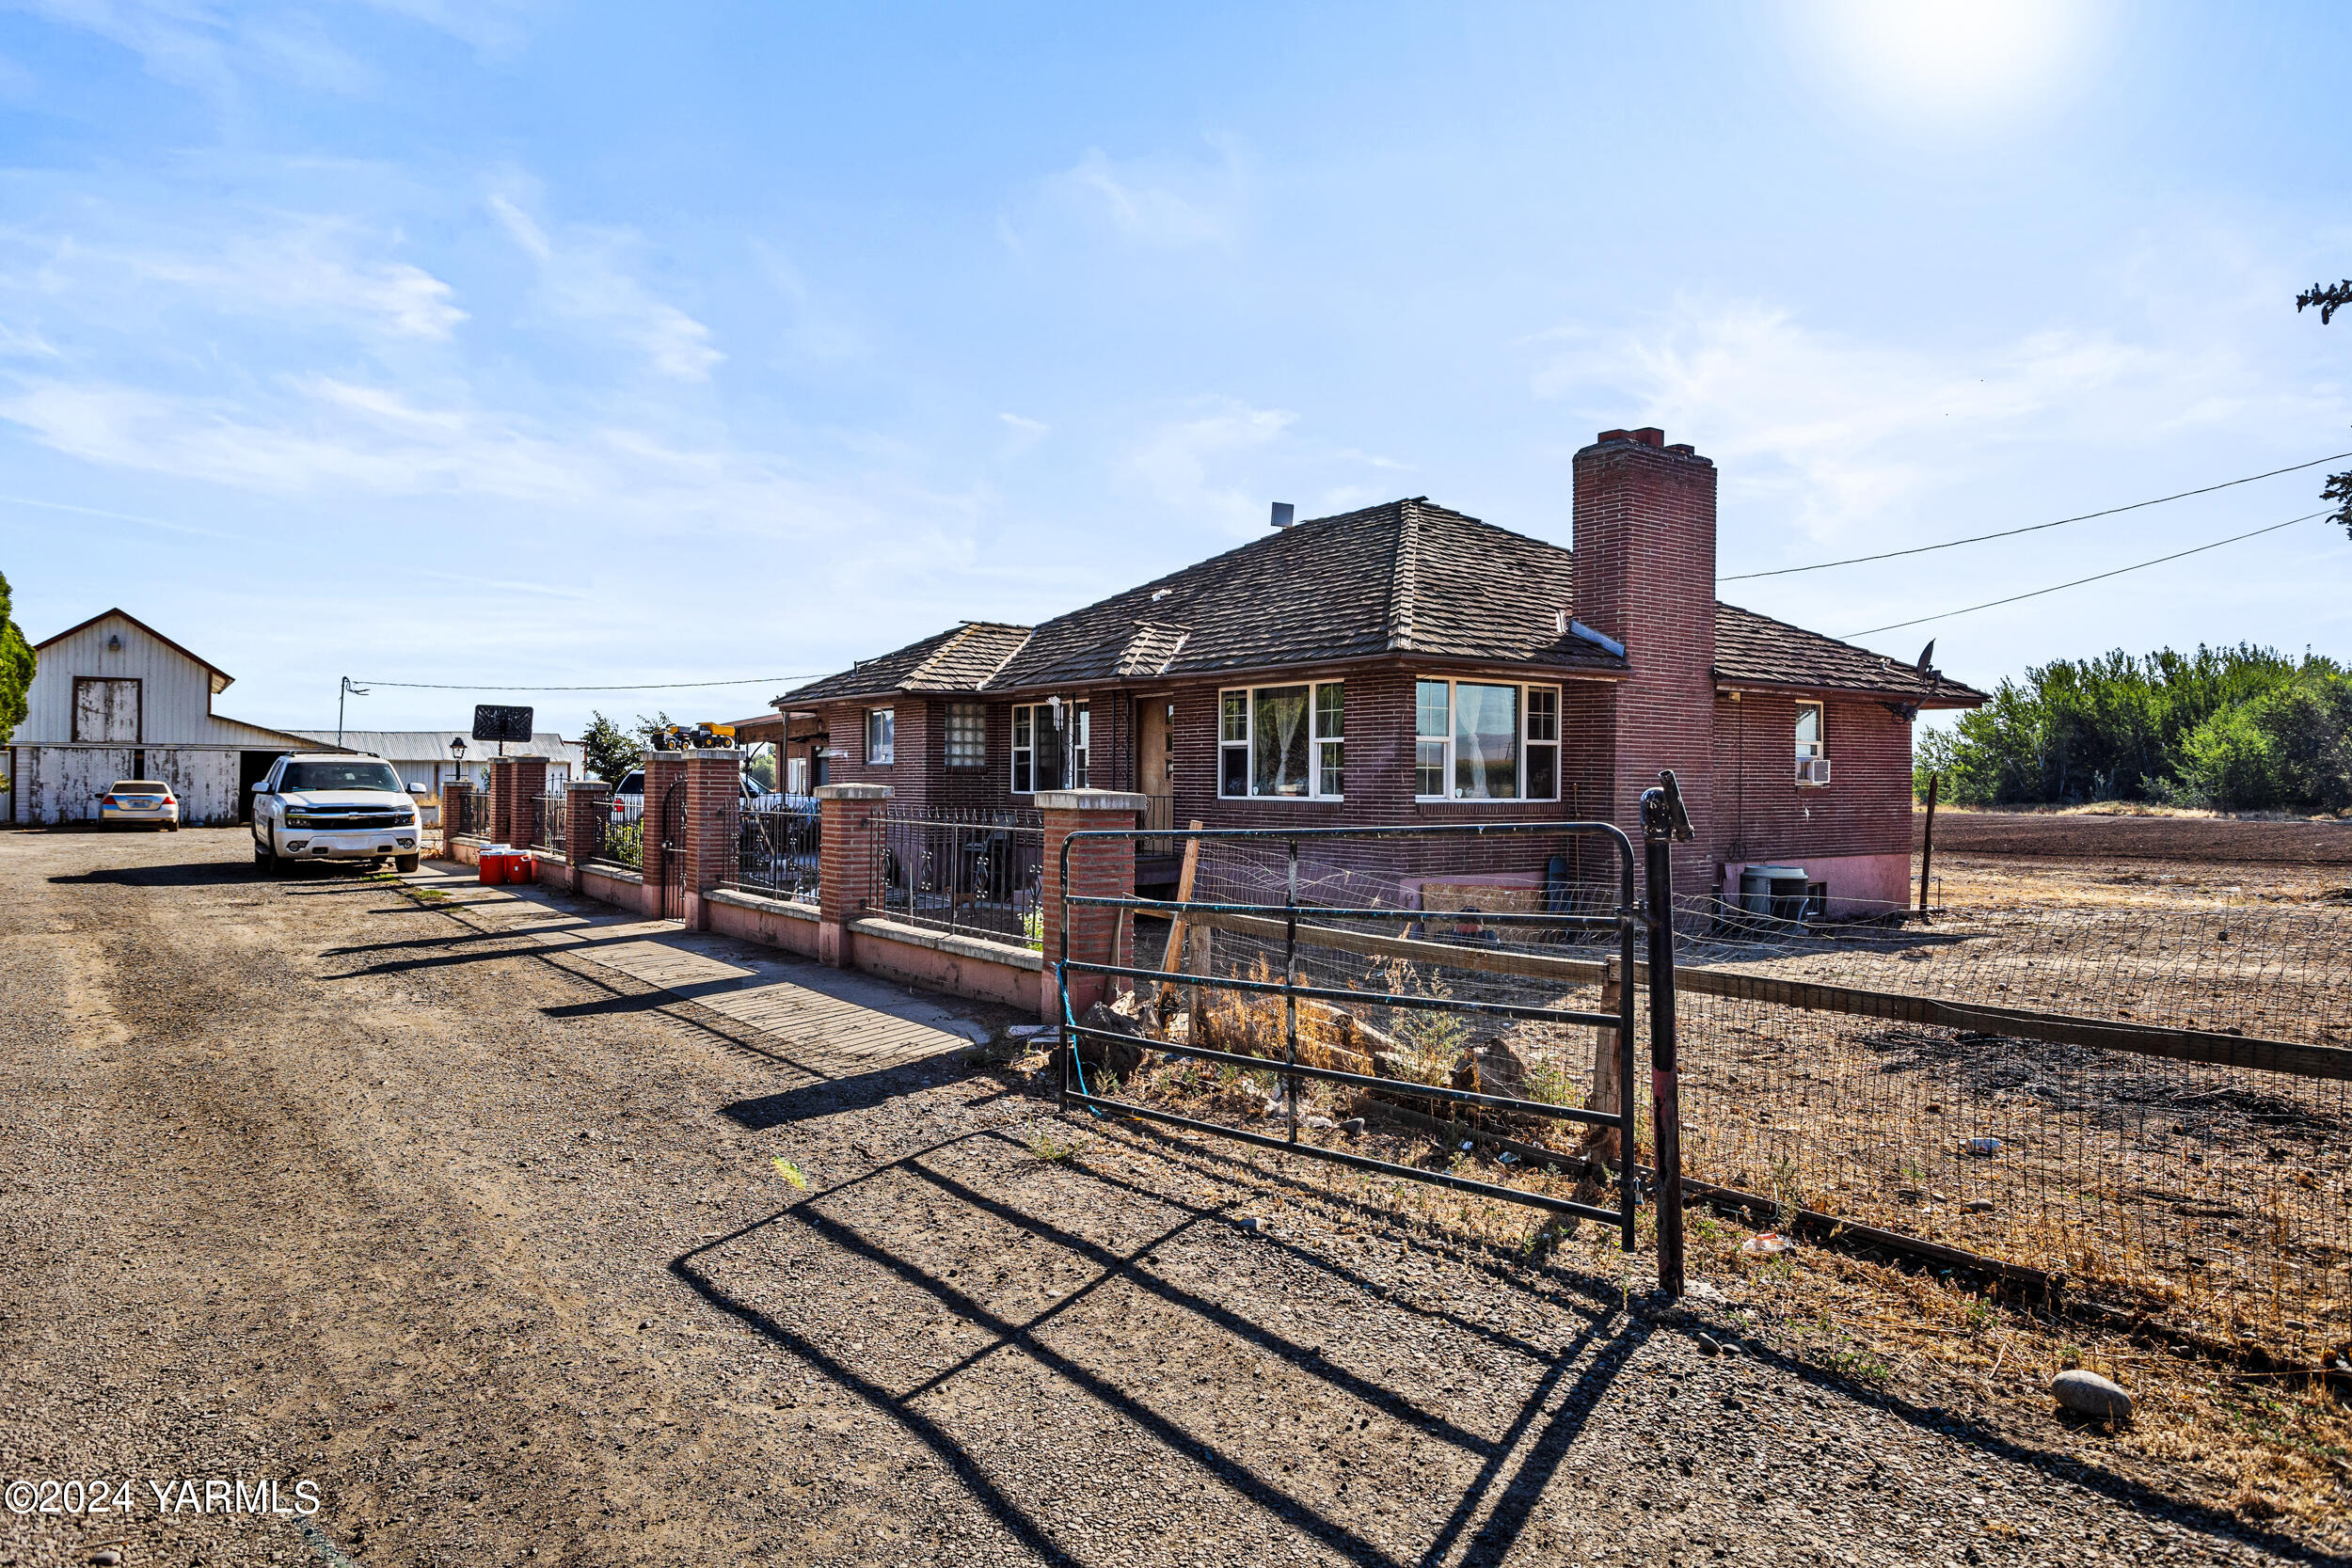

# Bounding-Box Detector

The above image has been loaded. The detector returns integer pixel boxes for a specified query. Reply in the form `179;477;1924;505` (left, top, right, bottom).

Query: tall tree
577;710;638;784
2298;279;2352;537
0;570;34;745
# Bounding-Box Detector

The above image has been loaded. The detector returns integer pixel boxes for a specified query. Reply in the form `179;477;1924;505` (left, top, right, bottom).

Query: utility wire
1844;511;2331;640
1722;451;2352;581
351;675;817;691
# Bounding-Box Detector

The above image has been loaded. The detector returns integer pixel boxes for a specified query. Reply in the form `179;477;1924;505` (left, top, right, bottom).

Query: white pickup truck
251;753;424;874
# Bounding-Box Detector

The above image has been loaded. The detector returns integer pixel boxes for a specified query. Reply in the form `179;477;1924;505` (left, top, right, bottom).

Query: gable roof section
39;607;234;696
1714;603;1985;706
989;499;1626;690
782;621;1032;705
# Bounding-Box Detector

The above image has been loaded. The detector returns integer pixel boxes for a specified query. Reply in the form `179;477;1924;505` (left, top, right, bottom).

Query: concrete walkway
403;860;992;1080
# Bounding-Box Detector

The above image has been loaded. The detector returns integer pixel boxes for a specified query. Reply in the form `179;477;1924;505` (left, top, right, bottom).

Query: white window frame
1794;700;1825;762
1412;677;1563;803
944;702;986;768
1217;681;1344;801
1008;699;1089;793
865;706;895;766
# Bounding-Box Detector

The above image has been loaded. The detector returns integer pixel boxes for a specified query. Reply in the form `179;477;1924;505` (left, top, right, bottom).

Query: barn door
72;677;142;743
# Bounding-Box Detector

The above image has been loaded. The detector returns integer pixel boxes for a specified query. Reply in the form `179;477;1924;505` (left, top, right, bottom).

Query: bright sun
1808;0;2095;129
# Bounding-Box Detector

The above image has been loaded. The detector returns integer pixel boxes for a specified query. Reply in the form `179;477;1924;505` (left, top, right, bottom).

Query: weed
1024;1125;1075;1162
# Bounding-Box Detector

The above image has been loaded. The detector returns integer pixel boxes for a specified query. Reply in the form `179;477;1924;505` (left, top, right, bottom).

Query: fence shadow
671;1124;1638;1568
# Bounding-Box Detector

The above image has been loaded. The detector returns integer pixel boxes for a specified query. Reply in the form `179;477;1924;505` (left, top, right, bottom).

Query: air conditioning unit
1796;756;1832;786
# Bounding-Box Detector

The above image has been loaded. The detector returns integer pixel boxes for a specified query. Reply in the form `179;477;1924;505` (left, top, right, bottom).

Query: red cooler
505;851;535;883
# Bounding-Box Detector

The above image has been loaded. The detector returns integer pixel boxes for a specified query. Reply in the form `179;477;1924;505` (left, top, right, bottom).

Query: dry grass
1062;1064;2352;1544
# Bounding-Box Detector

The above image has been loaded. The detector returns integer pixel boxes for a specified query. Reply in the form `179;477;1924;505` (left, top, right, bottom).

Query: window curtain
1251;685;1311;796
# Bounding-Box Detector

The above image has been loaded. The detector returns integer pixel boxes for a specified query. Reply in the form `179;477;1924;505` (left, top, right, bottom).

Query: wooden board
1180;908;2352;1083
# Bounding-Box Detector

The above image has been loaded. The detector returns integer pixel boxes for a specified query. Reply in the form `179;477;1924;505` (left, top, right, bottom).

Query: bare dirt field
1916;808;2352;872
1;828;2340;1567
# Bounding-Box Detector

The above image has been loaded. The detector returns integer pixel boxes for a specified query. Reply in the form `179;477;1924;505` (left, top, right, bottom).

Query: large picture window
865;707;895;766
1219;682;1343;800
1413;678;1562;801
1009;699;1088;792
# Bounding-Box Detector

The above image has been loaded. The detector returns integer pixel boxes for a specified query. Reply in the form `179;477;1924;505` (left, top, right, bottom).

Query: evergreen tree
0;571;34;747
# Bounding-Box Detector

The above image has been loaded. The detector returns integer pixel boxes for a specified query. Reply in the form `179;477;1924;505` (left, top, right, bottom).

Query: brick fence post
487;757;518;847
510;756;548;848
1038;789;1147;1023
439;781;471;855
679;748;744;931
640;751;684;917
564;779;609;869
815;782;891;967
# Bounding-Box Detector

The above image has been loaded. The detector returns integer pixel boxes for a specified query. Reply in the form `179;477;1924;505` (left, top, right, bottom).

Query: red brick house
777;428;1984;912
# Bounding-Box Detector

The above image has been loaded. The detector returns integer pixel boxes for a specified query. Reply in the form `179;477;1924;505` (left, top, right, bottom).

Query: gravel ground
0;828;2331;1567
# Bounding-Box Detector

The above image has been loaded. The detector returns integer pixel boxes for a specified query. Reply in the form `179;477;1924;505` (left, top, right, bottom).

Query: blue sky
0;0;2346;738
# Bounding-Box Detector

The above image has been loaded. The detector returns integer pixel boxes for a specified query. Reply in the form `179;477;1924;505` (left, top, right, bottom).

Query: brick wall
1710;689;1915;867
1573;428;1720;896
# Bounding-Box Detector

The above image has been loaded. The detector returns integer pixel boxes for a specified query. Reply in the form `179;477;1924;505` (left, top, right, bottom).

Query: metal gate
1055;799;1691;1277
659;781;688;921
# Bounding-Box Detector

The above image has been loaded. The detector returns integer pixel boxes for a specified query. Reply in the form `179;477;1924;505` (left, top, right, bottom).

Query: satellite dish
1915;640;1936;674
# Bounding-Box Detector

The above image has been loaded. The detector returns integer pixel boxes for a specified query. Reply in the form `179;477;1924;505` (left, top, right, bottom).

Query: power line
1843;511;2332;640
351;675;818;692
1722;451;2352;581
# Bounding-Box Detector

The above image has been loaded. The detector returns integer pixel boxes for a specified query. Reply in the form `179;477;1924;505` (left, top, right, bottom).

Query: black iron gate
659;781;688;921
1055;812;1679;1268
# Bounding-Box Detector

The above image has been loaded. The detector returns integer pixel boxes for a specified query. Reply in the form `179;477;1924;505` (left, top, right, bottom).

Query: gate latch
1641;768;1694;844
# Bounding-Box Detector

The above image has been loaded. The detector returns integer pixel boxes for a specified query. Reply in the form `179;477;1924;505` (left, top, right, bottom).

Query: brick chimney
1572;428;1718;887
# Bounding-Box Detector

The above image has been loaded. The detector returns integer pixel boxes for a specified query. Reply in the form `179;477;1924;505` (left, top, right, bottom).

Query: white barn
2;609;323;827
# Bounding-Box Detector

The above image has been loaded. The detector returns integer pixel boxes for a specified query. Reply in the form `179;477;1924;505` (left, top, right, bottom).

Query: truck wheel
254;835;278;873
395;854;421;873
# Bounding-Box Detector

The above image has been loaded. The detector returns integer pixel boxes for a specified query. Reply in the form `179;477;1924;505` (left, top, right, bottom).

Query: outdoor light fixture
449;736;467;760
1046;694;1062;726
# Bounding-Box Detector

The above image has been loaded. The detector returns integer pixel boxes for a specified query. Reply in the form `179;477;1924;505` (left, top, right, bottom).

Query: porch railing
1139;791;1176;855
865;807;1044;948
456;789;491;840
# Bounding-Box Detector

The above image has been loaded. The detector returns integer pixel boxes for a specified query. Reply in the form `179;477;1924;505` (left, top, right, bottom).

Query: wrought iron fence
532;790;565;855
728;797;820;902
593;796;645;869
454;788;491;840
865;807;1044;947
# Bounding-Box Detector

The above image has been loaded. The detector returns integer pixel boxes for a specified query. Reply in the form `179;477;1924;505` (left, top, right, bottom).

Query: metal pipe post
1641;769;1692;1301
1284;837;1300;1146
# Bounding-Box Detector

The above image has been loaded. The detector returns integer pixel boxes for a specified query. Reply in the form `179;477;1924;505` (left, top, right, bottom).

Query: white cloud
1022;141;1250;251
1531;299;2329;546
1121;398;1295;531
0;217;466;341
488;193;722;380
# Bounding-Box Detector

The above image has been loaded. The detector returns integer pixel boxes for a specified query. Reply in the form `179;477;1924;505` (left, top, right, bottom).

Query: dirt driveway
0;829;2315;1567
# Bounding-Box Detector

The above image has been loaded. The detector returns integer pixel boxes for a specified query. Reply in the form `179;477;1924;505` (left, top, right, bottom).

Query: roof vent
1569;619;1626;658
1151;587;1171;602
1269;502;1295;529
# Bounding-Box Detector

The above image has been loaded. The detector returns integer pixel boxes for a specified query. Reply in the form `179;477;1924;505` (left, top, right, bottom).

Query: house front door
1136;698;1172;801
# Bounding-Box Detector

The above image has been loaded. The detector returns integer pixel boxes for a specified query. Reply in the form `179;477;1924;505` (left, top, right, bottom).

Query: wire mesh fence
1673;895;2352;1049
866;808;1044;946
1113;833;2351;1348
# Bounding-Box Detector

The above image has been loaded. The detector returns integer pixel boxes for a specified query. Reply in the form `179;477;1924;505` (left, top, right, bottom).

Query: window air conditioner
1795;756;1832;786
